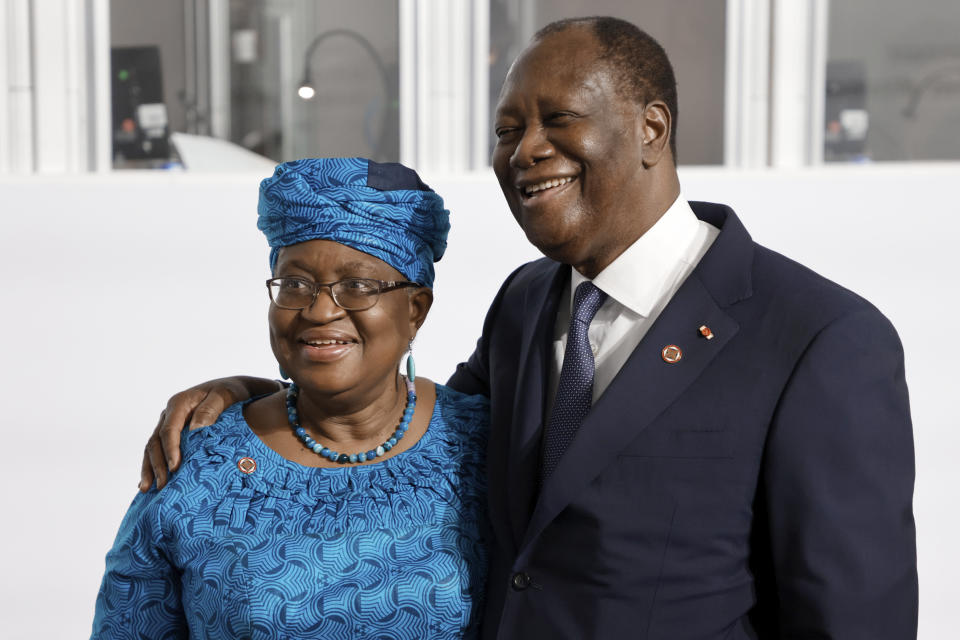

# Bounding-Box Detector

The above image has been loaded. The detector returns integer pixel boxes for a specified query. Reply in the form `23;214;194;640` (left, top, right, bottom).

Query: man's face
491;27;653;277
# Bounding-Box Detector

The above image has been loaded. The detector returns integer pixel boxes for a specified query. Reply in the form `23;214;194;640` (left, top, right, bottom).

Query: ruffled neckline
179;384;485;506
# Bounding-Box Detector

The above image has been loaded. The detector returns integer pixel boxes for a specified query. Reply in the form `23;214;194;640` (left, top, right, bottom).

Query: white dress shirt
548;195;720;411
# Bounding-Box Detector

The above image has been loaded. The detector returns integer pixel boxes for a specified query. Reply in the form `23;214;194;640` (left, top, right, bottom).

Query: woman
92;158;489;639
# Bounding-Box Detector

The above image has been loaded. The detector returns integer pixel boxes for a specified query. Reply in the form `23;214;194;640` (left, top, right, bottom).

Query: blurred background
1;1;958;638
5;0;960;173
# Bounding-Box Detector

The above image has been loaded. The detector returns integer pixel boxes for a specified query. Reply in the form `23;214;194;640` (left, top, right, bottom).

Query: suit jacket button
511;572;531;591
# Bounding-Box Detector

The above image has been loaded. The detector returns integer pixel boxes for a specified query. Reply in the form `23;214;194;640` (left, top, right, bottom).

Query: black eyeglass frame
266;276;422;311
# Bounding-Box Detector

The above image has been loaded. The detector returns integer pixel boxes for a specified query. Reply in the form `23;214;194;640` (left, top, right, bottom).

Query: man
141;17;917;639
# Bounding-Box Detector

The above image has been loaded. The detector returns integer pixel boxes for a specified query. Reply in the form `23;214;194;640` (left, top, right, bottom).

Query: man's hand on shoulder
139;376;284;491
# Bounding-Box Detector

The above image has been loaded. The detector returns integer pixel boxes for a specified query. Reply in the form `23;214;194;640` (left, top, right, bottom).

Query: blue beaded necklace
285;374;417;465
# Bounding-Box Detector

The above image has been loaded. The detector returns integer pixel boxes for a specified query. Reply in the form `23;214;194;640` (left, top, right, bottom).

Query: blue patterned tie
541;281;608;482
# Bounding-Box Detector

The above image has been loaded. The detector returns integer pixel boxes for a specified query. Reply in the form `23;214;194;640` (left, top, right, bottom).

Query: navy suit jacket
448;203;918;639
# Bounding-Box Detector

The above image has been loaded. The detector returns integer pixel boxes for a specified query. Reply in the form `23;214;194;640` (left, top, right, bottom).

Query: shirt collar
570;193;701;317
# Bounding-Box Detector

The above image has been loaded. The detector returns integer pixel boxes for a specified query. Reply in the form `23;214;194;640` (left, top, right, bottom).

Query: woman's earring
405;341;416;382
279;366;289;380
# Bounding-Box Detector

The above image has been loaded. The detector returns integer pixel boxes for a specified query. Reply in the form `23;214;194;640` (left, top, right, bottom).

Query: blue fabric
257;157;450;287
92;385;489;639
540;282;607;482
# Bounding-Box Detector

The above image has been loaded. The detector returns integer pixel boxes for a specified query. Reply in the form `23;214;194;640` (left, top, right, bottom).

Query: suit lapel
504;263;568;548
516;203;754;559
519;273;739;556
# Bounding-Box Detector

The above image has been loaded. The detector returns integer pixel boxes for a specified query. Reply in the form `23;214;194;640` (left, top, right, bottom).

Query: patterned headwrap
257;157;450;287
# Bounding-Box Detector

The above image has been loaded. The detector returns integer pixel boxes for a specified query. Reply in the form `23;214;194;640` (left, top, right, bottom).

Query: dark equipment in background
824;60;870;161
111;46;172;162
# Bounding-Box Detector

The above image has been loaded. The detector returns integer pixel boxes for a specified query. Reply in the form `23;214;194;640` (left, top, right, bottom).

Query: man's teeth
524;176;573;195
306;340;352;346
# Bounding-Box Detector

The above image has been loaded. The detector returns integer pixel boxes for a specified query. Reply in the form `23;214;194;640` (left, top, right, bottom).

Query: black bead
337;454;350;464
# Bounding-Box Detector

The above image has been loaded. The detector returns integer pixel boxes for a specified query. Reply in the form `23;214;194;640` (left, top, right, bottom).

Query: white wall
0;165;957;638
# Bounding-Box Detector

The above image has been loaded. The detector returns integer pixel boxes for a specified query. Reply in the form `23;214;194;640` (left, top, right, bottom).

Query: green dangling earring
279;366;289;380
405;341;416;382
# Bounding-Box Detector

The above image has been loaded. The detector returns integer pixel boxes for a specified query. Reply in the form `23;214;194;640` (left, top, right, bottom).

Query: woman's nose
300;287;345;322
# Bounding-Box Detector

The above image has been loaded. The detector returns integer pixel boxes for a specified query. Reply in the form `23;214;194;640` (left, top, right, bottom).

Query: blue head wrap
257;157;450;287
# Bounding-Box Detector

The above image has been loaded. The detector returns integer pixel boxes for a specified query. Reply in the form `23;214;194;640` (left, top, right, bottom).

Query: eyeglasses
266;277;421;311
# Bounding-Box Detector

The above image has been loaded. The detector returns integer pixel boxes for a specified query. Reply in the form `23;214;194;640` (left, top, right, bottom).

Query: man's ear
408;287;434;337
640;100;672;168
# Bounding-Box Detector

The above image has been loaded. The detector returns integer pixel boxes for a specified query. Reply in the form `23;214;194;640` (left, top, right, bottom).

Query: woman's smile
297;328;359;363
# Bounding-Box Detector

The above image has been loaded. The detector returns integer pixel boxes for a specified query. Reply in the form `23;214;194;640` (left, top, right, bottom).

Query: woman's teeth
524;176;574;196
305;340;352;346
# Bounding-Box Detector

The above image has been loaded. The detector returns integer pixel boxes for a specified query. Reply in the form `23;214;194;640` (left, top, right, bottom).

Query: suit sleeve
446;264;526;397
762;307;918;639
91;490;186;639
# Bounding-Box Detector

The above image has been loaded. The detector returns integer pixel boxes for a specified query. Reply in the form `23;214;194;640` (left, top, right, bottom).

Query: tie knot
572;281;607;324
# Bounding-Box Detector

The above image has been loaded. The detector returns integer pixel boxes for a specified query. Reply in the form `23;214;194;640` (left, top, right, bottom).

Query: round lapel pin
661;344;683;363
237;457;257;474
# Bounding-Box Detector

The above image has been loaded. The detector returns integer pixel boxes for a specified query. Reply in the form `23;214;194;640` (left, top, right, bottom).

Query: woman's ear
407;287;434;336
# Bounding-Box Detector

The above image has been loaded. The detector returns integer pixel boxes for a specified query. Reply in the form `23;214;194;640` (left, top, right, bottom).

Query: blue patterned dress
92;385;489;639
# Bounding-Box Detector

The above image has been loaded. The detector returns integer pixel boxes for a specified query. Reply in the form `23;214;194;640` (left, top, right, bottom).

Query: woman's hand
140;376;284;491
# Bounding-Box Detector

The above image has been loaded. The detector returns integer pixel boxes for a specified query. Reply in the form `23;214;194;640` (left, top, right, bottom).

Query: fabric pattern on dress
92;384;489;640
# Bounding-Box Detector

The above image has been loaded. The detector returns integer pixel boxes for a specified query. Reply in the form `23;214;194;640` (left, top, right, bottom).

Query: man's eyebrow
494;100;522;120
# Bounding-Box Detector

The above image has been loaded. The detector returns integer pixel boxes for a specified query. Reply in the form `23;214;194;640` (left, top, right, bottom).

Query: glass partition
110;0;400;169
489;0;727;166
825;0;960;162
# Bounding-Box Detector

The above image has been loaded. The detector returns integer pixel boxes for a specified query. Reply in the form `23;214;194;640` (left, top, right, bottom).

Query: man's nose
510;125;554;168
